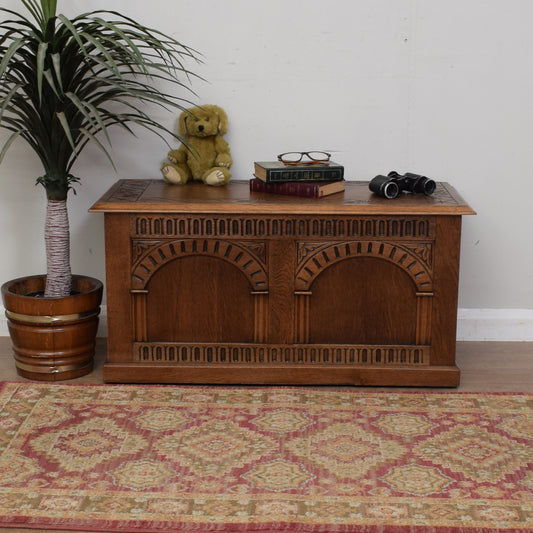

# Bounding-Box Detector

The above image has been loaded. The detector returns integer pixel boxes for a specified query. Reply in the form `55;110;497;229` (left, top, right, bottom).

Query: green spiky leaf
0;1;203;200
0;131;20;164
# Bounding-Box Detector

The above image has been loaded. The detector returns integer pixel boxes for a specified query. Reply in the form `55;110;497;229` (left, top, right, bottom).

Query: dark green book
254;161;344;183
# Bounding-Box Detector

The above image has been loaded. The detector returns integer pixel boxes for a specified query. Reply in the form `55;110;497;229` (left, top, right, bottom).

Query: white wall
1;1;532;337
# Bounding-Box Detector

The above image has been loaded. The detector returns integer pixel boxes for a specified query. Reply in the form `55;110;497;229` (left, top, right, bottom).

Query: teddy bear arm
168;146;187;164
215;154;232;169
214;137;232;168
214;136;230;154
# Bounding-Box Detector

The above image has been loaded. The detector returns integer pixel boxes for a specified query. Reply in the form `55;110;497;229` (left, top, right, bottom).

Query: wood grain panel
145;256;255;343
308;257;417;345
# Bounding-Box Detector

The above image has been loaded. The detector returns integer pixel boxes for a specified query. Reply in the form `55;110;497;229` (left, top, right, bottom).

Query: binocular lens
422;179;436;195
383;181;400;199
369;175;400;199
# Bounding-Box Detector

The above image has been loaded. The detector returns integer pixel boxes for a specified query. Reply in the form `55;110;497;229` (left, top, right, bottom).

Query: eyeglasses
277;151;331;165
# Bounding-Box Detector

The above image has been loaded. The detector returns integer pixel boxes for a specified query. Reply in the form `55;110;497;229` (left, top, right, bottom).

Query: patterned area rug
0;382;531;532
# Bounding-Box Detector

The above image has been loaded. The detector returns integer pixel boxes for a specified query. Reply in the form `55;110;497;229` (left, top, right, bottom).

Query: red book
250;177;345;198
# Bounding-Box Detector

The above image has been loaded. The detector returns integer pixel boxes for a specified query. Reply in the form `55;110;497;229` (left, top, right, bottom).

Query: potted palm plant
0;0;200;380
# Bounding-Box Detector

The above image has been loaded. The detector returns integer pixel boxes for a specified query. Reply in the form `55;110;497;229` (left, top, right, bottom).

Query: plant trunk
44;198;72;298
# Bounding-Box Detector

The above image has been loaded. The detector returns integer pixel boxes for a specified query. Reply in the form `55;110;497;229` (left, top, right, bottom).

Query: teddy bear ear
178;109;190;136
213;106;228;134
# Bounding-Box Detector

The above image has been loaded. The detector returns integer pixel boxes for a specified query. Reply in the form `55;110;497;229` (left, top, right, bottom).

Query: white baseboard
456;308;533;342
1;306;532;342
97;305;108;337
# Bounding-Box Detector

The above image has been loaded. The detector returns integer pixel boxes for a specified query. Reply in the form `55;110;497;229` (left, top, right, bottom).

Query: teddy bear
161;104;232;186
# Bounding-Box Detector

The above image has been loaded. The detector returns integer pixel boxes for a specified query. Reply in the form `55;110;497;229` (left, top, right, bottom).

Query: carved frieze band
295;241;433;292
133;215;434;240
131;239;268;291
133;343;430;366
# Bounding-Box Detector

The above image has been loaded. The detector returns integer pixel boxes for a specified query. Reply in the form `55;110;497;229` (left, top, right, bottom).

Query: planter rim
2;275;103;316
2;274;102;300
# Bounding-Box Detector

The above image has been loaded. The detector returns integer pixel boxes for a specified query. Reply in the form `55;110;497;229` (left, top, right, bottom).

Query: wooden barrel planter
1;275;103;381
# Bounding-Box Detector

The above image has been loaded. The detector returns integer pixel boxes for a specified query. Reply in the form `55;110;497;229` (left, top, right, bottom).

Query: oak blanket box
90;179;474;386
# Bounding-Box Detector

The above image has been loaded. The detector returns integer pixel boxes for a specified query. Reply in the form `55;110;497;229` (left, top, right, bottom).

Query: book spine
256;166;344;183
250;179;323;198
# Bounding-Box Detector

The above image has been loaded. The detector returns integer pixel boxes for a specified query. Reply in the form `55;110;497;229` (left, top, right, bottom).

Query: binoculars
369;171;436;199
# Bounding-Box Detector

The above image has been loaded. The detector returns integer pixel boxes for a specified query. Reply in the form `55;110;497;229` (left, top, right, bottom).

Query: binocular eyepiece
369;171;436;199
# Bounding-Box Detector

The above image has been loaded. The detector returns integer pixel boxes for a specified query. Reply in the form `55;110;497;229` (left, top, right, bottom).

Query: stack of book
250;161;345;198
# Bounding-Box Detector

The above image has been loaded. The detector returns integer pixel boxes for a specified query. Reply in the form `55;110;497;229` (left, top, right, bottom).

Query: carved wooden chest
90;179;474;386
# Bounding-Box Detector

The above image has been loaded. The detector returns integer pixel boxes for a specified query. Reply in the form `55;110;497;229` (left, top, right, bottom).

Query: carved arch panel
130;239;269;344
296;240;433;292
131;239;268;291
294;241;434;346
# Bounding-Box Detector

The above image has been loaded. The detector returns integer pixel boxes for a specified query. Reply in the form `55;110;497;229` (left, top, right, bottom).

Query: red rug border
1;516;532;533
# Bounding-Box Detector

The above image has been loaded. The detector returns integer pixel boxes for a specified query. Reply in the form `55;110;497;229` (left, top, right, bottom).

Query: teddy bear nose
198;124;204;132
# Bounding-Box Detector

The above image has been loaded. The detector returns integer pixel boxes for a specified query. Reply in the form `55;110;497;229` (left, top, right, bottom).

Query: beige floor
0;339;532;533
1;338;532;392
